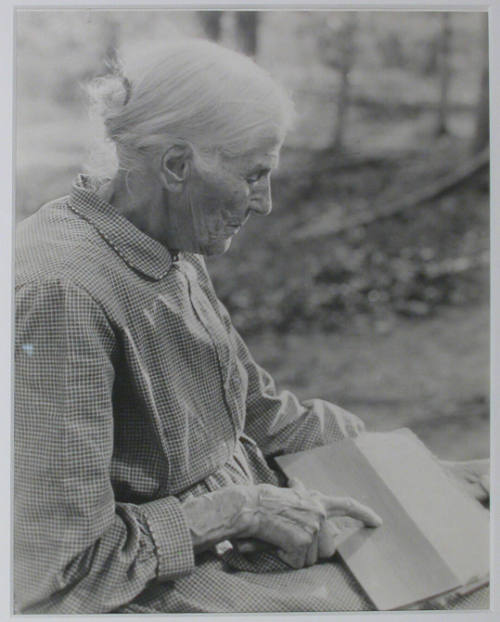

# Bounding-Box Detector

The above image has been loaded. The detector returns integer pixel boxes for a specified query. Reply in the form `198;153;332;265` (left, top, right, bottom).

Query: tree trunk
436;12;452;136
332;14;357;152
293;148;489;241
235;11;259;57
436;11;452;136
199;11;223;41
472;13;489;153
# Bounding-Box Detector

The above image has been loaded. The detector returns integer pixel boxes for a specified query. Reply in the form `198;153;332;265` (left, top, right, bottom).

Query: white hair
85;38;295;179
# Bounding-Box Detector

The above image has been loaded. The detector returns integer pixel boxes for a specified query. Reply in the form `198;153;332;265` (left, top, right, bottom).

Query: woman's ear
160;144;192;192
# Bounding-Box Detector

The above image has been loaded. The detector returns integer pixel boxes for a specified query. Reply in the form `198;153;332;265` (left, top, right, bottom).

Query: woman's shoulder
16;197;116;295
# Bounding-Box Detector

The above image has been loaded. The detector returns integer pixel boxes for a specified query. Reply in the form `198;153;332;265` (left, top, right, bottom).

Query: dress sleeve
231;324;365;457
14;279;194;614
194;255;366;457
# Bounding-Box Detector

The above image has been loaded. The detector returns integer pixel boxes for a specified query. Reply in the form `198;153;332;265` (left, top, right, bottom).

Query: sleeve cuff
328;401;366;438
303;398;366;442
139;496;195;581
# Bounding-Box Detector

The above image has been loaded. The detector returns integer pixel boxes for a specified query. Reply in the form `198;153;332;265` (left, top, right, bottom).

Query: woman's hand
244;477;382;569
440;458;489;504
181;479;382;569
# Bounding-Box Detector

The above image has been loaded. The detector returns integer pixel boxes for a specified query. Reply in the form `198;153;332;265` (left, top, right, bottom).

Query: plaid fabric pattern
14;175;489;613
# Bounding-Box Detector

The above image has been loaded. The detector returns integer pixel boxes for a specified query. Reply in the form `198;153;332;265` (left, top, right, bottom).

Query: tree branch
294;148;489;241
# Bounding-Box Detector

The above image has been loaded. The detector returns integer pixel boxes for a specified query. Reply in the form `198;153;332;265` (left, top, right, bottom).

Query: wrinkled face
173;138;281;255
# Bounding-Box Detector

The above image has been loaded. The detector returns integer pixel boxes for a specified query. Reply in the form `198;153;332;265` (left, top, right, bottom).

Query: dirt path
246;303;489;461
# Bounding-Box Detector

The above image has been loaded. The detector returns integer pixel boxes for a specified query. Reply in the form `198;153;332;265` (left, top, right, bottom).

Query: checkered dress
14;175;488;613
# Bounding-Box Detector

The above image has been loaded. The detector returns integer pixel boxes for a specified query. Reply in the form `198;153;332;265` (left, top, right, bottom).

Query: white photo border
2;1;498;621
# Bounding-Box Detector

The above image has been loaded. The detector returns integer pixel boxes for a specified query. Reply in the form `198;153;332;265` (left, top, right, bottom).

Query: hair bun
86;74;129;119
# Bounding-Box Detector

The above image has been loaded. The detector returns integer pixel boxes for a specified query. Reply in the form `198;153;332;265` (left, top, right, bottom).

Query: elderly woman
15;39;488;614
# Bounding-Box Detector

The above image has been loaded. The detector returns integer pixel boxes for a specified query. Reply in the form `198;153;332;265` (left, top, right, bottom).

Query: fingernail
214;540;233;556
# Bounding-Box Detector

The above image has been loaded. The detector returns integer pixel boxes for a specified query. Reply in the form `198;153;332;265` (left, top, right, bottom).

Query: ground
246;301;489;461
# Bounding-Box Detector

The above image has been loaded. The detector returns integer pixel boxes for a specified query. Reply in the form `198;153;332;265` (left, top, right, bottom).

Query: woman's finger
234;538;275;554
442;460;490;502
277;546;307;569
321;495;382;527
287;477;307;493
462;479;488;502
287;480;381;528
318;519;339;559
257;513;318;554
305;528;319;567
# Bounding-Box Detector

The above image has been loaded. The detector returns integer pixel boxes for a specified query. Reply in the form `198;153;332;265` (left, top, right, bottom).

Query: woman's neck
101;169;171;245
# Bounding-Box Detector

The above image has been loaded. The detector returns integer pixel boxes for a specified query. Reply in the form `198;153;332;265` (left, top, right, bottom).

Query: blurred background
15;10;490;460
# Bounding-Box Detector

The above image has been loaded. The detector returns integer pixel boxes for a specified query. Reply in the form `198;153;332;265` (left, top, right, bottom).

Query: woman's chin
202;237;233;256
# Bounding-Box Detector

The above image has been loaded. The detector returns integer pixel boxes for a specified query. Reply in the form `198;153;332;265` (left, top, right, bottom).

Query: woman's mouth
208;224;240;242
225;223;241;234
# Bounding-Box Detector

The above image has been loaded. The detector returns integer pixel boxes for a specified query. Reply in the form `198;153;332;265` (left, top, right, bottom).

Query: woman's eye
247;170;269;184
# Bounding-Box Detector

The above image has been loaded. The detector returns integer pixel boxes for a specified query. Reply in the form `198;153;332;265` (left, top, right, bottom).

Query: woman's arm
14;279;194;614
195;258;364;457
217;306;364;455
239;343;365;456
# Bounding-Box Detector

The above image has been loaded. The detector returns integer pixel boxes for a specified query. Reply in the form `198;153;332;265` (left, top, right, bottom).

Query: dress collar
69;174;173;280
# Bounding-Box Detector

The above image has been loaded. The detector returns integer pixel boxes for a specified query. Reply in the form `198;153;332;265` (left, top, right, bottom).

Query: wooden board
276;429;489;611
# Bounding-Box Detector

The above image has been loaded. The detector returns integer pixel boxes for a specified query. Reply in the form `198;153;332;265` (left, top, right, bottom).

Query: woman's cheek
225;184;250;215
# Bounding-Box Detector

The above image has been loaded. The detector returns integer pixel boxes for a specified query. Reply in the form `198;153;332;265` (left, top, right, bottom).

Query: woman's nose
250;182;272;216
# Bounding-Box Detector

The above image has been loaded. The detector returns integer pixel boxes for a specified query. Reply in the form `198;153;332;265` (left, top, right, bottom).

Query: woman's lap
119;553;489;613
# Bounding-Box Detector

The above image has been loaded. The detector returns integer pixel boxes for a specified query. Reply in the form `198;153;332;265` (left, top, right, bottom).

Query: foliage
208;140;489;337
